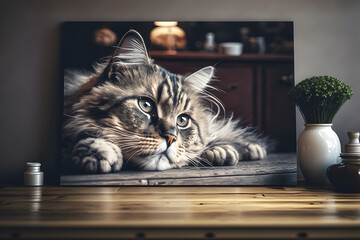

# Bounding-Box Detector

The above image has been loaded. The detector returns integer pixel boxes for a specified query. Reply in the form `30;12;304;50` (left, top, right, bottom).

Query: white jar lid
26;162;41;167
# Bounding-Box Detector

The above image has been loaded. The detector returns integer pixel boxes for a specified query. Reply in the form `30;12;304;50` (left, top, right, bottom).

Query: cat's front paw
72;138;123;173
201;145;239;166
240;143;267;160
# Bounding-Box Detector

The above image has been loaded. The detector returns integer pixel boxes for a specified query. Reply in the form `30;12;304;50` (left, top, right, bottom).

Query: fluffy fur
62;30;269;173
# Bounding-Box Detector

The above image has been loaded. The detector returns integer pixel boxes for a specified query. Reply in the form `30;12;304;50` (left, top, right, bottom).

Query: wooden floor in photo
61;153;297;186
1;184;360;239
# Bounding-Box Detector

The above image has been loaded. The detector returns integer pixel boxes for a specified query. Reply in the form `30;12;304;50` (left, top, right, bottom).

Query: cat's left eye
138;97;155;114
176;114;191;128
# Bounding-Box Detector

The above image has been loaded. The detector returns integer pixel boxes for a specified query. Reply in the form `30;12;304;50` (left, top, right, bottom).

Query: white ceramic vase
298;124;341;185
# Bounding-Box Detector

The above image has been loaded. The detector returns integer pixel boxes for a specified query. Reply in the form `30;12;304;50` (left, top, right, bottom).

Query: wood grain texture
1;185;360;239
61;153;297;186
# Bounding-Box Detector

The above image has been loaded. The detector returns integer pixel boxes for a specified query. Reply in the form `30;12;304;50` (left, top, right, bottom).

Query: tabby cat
62;30;268;173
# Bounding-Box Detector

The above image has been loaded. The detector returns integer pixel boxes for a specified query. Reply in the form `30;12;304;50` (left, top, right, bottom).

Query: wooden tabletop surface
0;185;360;239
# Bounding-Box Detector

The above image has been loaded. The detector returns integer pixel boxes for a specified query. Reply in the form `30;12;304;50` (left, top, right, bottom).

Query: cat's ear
110;30;151;66
184;66;214;92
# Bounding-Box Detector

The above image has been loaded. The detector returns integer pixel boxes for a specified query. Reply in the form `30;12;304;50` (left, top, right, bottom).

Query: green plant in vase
288;76;353;185
288;76;353;123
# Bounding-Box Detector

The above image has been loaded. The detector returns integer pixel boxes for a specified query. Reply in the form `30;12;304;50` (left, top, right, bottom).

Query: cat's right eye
138;97;155;114
176;114;191;128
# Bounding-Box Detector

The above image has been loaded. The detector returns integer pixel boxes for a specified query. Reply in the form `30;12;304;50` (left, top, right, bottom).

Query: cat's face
70;30;214;170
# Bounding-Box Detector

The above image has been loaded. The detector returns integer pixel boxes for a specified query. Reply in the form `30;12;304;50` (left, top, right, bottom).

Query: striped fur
62;30;268;173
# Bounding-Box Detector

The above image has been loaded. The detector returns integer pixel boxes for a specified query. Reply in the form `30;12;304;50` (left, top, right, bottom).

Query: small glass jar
204;32;216;52
24;162;43;186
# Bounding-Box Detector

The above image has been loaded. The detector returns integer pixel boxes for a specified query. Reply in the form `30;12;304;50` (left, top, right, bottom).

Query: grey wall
0;0;359;184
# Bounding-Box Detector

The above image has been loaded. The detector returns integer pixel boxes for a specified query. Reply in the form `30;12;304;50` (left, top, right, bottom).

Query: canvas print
60;22;296;185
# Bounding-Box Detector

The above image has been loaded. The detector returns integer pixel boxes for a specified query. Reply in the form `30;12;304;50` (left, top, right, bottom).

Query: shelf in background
150;51;294;62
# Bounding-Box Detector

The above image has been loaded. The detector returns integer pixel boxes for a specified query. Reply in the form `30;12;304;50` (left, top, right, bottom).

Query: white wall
0;0;359;184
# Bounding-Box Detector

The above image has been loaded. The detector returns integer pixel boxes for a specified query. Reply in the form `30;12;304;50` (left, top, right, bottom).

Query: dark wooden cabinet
150;51;295;152
263;65;296;152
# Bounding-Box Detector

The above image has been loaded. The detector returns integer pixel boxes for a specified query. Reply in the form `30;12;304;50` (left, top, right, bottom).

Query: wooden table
1;185;360;239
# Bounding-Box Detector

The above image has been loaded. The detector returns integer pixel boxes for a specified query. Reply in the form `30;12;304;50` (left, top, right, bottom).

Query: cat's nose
163;133;177;147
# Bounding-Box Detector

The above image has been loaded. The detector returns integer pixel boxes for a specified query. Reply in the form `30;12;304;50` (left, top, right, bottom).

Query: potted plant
288;76;353;185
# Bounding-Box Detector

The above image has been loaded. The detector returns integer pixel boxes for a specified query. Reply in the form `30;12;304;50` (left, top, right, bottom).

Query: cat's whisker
123;148;143;169
187;158;199;167
188;156;200;166
122;151;138;169
202;90;225;118
197;156;214;168
63;113;75;118
185;155;202;168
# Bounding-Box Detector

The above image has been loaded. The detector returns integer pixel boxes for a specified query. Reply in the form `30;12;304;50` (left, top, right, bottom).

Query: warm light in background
154;21;178;27
151;21;186;53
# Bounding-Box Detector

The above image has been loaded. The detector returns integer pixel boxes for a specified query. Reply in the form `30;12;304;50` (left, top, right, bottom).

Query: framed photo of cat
60;21;296;186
